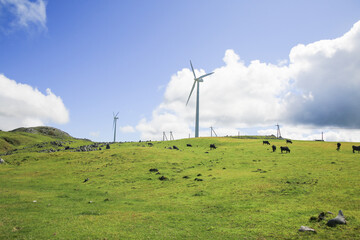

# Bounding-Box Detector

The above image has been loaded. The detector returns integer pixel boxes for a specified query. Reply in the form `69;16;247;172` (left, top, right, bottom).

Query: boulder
158;176;168;181
299;226;316;233
0;158;5;164
326;210;346;227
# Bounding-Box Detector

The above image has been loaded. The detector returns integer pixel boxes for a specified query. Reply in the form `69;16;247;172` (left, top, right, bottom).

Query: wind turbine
113;112;119;142
186;61;214;138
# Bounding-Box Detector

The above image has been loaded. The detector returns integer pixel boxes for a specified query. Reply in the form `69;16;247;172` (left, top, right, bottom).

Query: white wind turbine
186;61;214;138
112;112;119;142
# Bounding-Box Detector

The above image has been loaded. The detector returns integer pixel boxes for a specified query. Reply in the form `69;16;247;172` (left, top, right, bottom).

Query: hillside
0;126;83;153
10;126;72;139
0;137;359;239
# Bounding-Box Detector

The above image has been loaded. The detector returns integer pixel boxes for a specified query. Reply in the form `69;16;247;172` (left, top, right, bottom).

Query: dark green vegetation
0;128;359;239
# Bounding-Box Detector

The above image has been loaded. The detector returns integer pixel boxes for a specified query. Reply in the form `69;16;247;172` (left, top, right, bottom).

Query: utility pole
276;124;282;138
163;132;168;141
210;126;218;137
170;131;174;140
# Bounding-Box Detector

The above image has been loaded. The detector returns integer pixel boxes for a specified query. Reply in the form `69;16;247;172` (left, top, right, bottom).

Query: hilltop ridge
10;126;72;139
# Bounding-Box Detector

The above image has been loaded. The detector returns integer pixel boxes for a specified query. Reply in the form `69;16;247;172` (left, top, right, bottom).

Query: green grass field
0;129;359;239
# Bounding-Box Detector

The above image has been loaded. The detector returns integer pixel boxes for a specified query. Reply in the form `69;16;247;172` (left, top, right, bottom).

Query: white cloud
258;126;360;142
0;0;47;31
285;21;360;128
89;131;100;137
119;125;135;133
137;20;360;142
0;74;69;130
136;50;290;140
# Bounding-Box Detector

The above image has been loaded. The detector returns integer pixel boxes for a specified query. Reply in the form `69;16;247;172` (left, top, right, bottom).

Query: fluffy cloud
0;74;69;130
0;0;46;31
285;21;360;128
119;125;135;133
137;21;360;141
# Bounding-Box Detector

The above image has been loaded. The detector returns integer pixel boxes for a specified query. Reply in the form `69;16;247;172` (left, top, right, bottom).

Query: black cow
280;146;290;153
173;145;179;150
148;142;153;147
187;144;192;147
286;139;293;144
210;144;216;150
272;145;276;152
352;145;360;153
336;142;341;151
263;141;270;145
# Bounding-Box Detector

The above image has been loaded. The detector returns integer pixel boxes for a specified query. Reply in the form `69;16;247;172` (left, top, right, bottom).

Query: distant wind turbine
113;112;119;142
186;61;214;138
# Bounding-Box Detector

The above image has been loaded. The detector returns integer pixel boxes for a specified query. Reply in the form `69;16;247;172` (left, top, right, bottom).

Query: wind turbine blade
198;72;214;79
115;112;119;117
186;80;197;106
190;60;196;79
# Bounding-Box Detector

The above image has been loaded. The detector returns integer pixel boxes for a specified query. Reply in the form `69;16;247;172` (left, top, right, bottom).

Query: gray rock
299;226;316;233
326;210;346;227
0;158;5;164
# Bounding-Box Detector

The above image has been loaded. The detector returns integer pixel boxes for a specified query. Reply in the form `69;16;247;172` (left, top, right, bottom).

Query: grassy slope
0;131;56;152
0;137;359;239
0;127;74;153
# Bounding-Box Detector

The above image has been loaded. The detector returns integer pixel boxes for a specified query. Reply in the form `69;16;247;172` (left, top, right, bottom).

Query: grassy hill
0;127;74;153
0;136;359;239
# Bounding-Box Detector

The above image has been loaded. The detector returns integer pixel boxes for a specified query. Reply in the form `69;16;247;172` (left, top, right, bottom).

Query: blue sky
1;0;360;142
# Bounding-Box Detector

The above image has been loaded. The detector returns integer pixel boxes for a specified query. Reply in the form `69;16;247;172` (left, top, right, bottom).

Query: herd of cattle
153;139;360;154
262;140;292;153
263;140;360;153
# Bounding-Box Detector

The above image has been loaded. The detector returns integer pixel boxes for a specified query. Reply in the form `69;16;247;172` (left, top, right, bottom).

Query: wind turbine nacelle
197;78;204;82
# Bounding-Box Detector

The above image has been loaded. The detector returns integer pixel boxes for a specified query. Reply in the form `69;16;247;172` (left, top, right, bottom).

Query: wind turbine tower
113;112;119;142
186;61;214;138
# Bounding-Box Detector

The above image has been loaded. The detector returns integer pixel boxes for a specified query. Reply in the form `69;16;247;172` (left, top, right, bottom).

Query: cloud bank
0;0;47;32
0;74;69;130
136;20;360;141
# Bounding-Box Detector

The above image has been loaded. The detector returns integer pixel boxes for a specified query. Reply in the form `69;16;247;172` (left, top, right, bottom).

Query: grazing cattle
336;142;341;151
263;141;270;145
272;145;276;152
187;144;192;147
352;145;360;153
286;139;293;144
210;144;216;150
147;142;153;147
83;178;89;183
106;144;110;149
280;146;290;153
173;145;179;150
